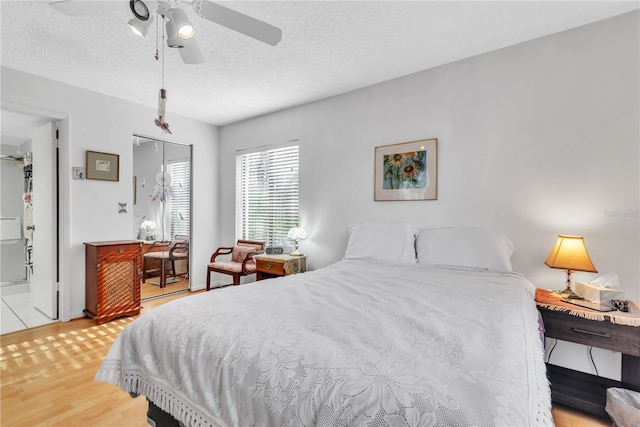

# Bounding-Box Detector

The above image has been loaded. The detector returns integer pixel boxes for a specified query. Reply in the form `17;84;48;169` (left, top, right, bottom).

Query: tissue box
575;282;624;305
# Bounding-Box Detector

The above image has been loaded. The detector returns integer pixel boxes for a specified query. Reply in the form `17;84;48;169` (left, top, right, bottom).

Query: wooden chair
143;239;189;288
206;240;265;290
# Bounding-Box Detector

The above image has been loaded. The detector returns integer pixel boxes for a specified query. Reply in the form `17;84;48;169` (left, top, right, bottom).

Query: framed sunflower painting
374;138;437;201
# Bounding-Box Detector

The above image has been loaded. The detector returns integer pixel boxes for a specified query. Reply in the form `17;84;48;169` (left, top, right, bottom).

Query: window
236;144;299;247
167;160;190;238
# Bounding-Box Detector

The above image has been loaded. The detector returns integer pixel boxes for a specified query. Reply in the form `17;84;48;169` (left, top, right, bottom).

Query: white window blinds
236;144;299;247
167;160;190;238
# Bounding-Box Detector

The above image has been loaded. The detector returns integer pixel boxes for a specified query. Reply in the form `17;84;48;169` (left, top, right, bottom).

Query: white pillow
345;222;417;264
415;227;514;271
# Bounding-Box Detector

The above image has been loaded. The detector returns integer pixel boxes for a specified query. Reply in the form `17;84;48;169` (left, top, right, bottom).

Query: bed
96;223;553;426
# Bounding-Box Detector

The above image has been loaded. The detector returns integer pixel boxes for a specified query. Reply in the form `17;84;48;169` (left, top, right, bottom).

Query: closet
132;135;192;299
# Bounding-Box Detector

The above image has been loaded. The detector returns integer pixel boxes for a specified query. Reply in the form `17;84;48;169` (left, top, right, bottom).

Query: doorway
1;109;59;333
132;134;192;300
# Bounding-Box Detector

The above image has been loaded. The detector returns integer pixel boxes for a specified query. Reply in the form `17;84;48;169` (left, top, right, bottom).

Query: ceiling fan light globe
167;36;184;48
127;15;153;37
178;25;196;40
129;0;150;21
170;8;196;40
128;22;144;37
166;20;185;48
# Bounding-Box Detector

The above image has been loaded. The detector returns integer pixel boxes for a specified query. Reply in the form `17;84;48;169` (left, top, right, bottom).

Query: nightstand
254;254;307;281
536;289;640;416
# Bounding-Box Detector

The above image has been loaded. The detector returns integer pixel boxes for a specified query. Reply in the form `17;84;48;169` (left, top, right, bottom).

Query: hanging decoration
154;14;172;134
155;88;171;134
23;161;34;242
150;171;174;202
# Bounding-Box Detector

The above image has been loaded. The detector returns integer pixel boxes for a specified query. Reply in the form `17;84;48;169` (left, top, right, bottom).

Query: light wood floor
140;274;190;300
552;405;610;427
1;290;612;426
0;292;194;427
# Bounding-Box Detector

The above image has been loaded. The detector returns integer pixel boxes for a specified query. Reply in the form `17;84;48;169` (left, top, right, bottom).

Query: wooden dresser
84;240;143;324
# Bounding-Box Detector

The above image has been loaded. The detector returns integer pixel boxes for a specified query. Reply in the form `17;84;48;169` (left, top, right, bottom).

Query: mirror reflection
133;135;191;299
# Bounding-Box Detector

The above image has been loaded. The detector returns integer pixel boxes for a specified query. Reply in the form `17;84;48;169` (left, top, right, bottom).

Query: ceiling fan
48;0;283;64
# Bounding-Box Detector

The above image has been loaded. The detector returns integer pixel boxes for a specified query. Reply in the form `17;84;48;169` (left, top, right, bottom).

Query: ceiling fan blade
192;1;282;46
177;37;205;64
49;0;126;16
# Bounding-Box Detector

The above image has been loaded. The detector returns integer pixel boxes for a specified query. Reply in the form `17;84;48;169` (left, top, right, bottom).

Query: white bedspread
96;259;553;426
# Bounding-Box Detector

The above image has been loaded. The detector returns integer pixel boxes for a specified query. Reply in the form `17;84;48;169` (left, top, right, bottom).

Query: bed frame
146;400;180;427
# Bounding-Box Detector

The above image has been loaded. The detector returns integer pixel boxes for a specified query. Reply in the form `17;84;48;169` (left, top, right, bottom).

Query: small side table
254;254;307;281
536;289;640;416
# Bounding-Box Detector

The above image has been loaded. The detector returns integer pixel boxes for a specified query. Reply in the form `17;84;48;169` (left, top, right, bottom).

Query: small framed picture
374;138;438;201
86;150;119;181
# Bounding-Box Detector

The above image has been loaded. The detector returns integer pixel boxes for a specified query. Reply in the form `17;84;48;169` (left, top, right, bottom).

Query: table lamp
287;226;307;256
140;220;157;241
544;235;598;298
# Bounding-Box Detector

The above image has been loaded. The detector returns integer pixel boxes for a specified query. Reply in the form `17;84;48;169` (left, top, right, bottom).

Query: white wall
1;67;220;320
220;12;639;378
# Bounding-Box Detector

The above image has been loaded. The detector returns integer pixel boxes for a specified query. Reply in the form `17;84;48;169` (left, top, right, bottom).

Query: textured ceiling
1;1;638;127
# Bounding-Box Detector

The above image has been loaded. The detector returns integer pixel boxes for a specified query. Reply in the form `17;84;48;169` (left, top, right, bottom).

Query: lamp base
290;242;304;257
560;270;583;299
558;286;583;299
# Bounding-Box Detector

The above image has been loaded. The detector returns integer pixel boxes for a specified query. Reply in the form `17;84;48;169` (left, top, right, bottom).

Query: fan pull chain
154;15;159;61
162;19;166;89
160;18;166;89
154;13;171;134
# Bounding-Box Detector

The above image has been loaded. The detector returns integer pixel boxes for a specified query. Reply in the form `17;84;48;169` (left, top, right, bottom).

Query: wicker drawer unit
84;240;143;324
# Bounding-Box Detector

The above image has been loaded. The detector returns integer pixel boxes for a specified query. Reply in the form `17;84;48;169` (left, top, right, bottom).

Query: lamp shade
127;15;154;37
544;235;597;273
140;220;156;230
171;8;196;40
166;19;184;48
287;226;307;241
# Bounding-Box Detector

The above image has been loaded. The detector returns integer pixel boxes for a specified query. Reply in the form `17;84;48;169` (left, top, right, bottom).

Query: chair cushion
231;246;259;263
144;251;170;259
208;261;256;273
171;252;189;259
238;242;264;251
239;242;263;250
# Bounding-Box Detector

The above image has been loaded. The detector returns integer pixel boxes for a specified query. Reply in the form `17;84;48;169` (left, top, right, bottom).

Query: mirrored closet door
132;135;191;299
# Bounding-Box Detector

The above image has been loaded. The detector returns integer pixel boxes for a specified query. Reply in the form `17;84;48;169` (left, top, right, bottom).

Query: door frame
2;102;70;321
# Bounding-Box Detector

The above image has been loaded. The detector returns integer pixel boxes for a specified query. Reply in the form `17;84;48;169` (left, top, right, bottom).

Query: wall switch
72;167;85;180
